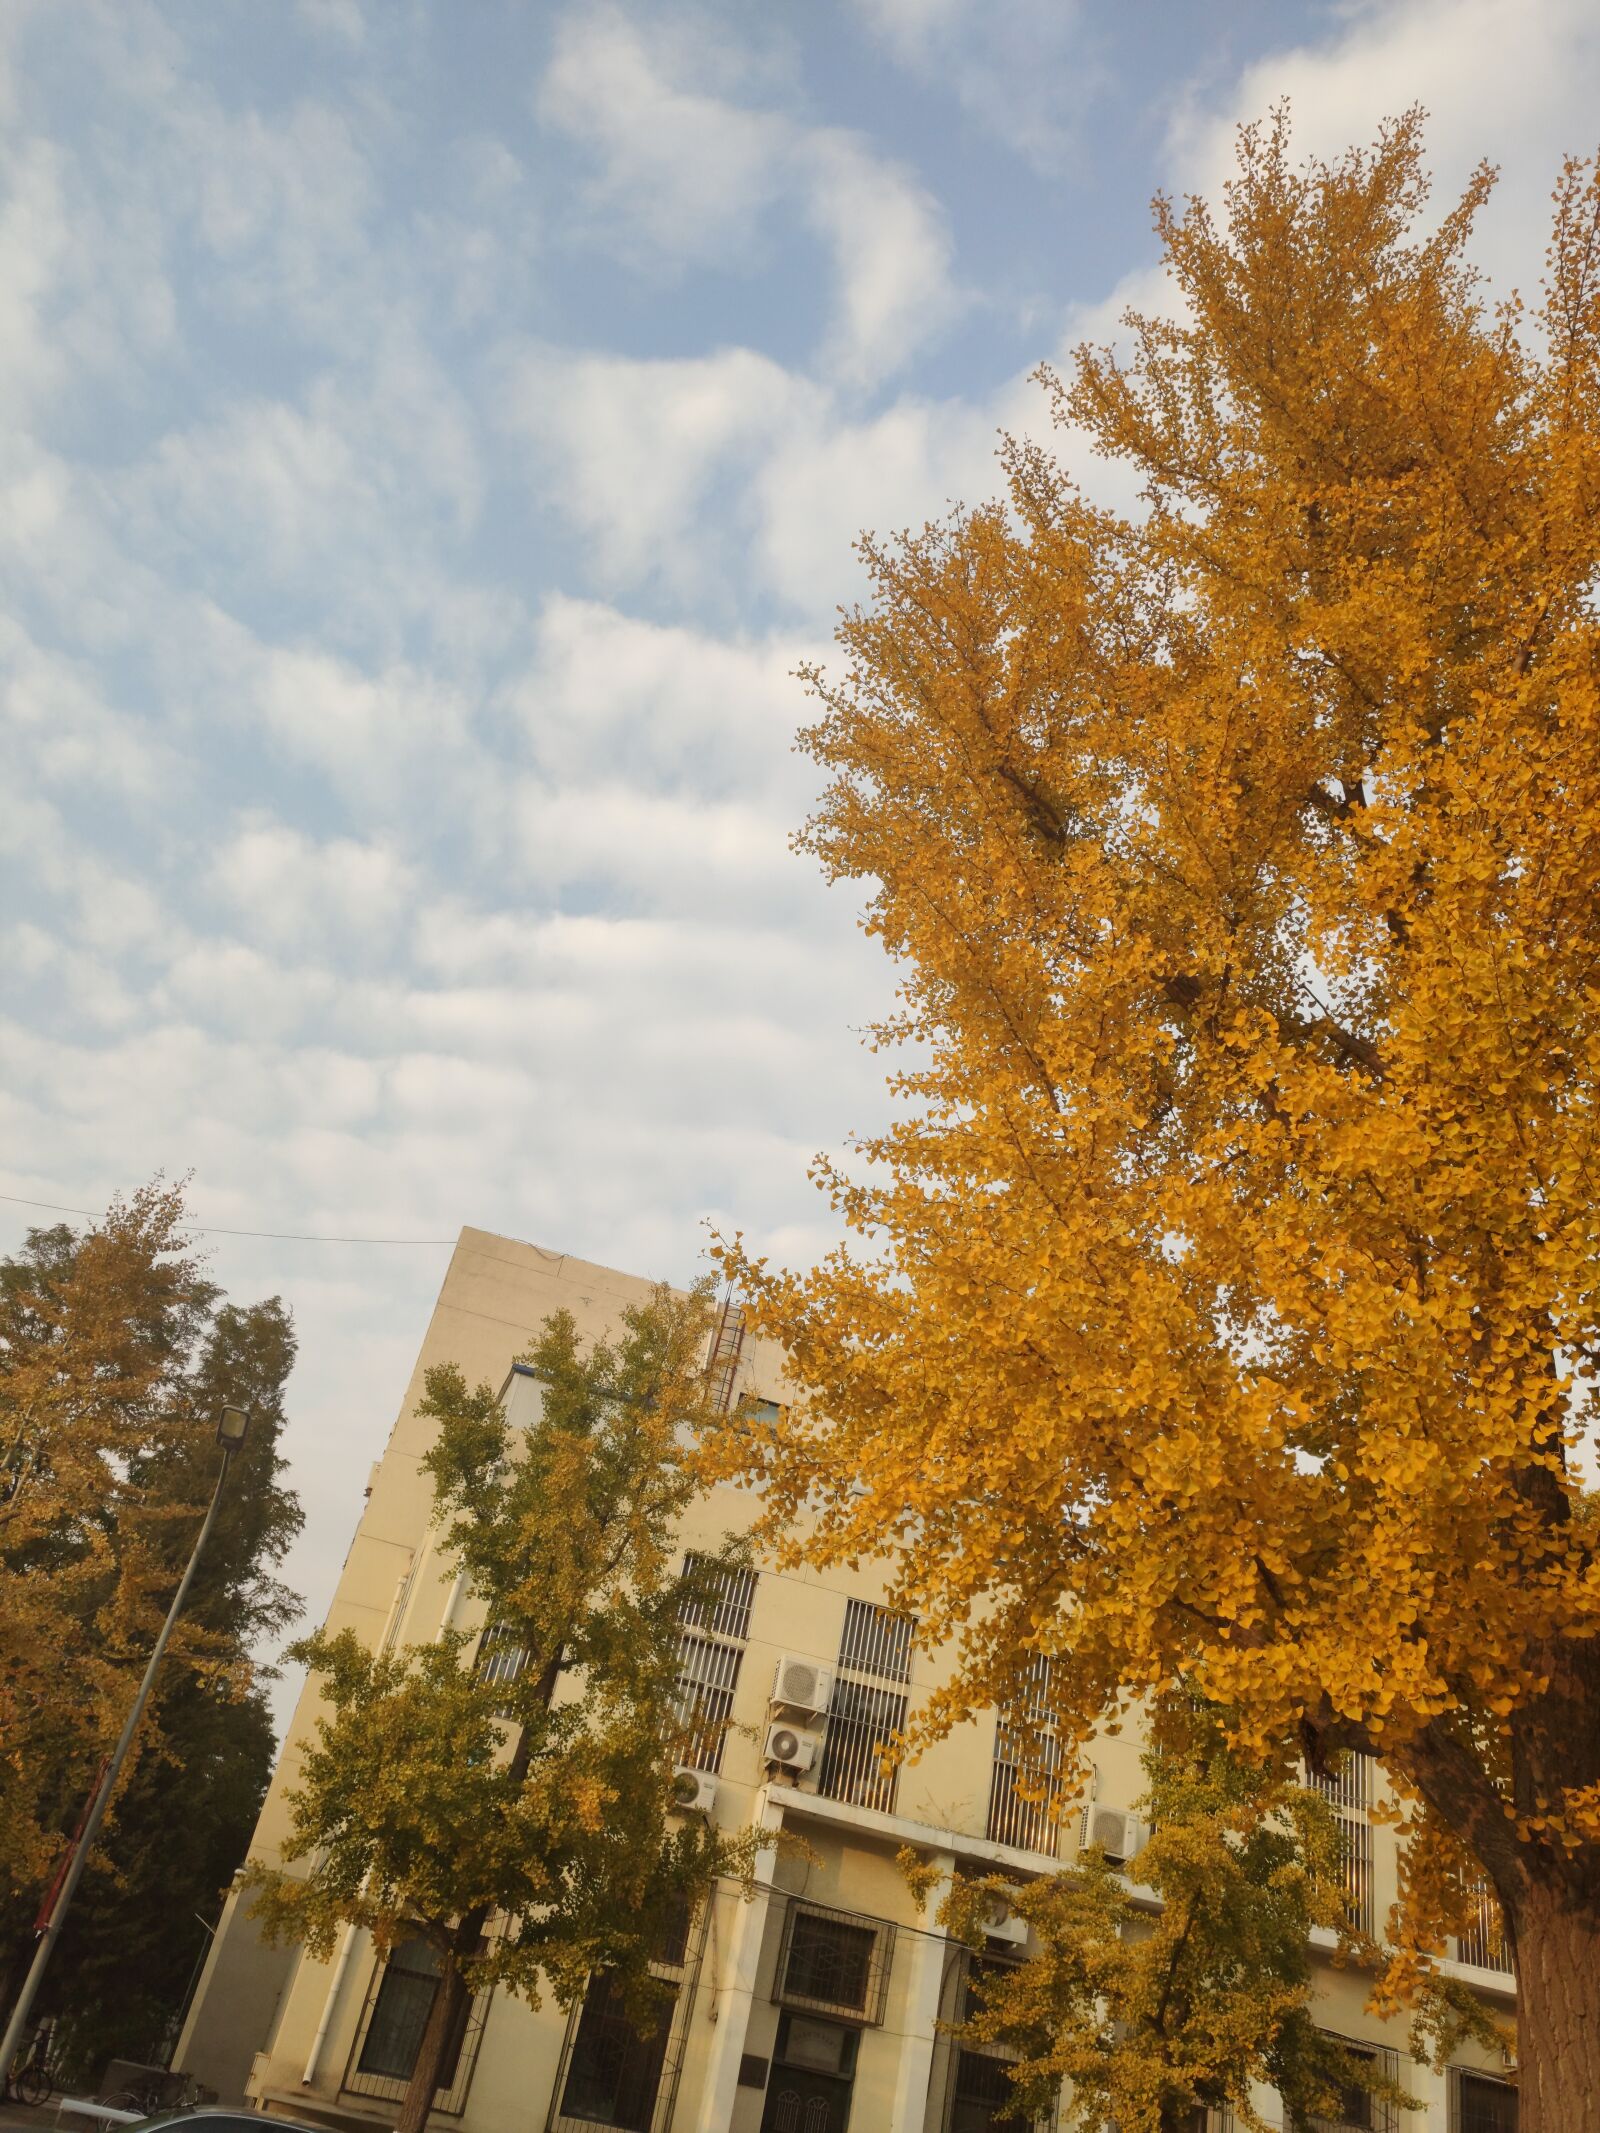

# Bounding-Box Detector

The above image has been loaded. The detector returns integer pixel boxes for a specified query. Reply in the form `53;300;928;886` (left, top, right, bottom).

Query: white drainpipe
302;1923;358;2085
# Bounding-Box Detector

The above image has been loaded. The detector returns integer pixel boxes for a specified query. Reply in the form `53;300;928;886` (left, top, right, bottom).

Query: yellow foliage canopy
713;114;1600;2089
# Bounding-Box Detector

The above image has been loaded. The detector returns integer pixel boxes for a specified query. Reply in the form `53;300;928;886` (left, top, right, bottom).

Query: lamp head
217;1405;251;1452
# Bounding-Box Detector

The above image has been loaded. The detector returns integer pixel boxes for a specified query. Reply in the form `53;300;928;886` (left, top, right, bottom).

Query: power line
0;1192;455;1247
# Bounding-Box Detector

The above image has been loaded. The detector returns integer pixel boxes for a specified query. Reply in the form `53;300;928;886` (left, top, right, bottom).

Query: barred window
817;1599;914;1813
672;1631;742;1775
474;1621;530;1692
678;1554;758;1641
1294;2038;1401;2133
1450;1883;1512;1976
344;1938;490;2115
949;2048;1030;2133
987;1656;1062;1854
838;1597;913;1682
1451;2069;1515;2132
555;1973;675;2133
774;1901;896;2025
1303;1753;1375;1936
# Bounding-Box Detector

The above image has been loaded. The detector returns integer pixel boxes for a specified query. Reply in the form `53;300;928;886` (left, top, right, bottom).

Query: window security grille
475;1621;531;1691
817;1599;914;1813
1294;2039;1401;2133
545;1901;703;2133
1449;1883;1513;1975
947;2047;1032;2133
838;1596;914;1682
1449;2067;1517;2133
343;1939;491;2116
672;1631;742;1774
987;1656;1063;1854
773;1900;897;2026
550;1974;676;2133
678;1553;759;1641
1303;1753;1375;1935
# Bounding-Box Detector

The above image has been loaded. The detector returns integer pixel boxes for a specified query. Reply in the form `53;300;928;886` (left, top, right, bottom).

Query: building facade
179;1228;1518;2133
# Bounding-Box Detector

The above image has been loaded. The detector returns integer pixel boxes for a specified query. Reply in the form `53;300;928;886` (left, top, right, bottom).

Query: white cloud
209;819;415;958
855;0;1100;176
538;3;785;267
1165;0;1600;302
536;1;958;386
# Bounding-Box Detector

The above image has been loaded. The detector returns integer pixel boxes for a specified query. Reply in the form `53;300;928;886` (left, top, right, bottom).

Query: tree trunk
395;1955;469;2133
1512;1877;1600;2133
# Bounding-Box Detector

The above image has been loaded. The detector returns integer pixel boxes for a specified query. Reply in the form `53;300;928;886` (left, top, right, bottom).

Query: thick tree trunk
1512;1878;1600;2133
395;1956;470;2133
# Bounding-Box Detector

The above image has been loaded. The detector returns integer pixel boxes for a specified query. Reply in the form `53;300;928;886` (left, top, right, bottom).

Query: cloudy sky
4;0;1598;1723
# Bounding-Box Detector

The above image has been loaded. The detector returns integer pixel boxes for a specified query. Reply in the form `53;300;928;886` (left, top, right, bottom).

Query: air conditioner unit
980;1891;1029;1946
764;1721;823;1772
670;1766;717;1816
1080;1806;1150;1868
772;1654;835;1715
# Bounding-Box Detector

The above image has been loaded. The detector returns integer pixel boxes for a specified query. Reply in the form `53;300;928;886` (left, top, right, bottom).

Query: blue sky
4;0;1598;1713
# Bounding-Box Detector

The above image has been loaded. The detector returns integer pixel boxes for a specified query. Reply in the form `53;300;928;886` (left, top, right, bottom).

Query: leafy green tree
249;1284;762;2133
0;1183;301;2072
930;1709;1449;2133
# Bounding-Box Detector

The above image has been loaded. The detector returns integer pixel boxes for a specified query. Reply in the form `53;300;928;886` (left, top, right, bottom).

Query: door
759;2065;853;2133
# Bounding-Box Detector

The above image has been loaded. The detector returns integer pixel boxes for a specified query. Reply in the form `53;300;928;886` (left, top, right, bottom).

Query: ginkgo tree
250;1285;760;2133
713;113;1600;2131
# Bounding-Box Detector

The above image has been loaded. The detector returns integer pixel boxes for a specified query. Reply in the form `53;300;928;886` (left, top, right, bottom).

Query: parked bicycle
6;2032;60;2108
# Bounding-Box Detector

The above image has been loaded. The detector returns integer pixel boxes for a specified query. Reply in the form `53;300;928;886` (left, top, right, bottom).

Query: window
672;1631;742;1773
949;2048;1030;2133
1452;2069;1516;2133
345;1938;487;2114
679;1554;759;1641
1303;1753;1375;1935
672;1555;755;1774
988;1656;1063;1853
555;1974;676;2132
774;1902;896;2025
475;1620;530;1691
1294;2038;1400;2133
1450;1882;1512;1975
817;1599;914;1813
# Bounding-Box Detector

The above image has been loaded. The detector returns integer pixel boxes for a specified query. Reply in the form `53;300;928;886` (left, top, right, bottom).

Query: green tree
934;1710;1440;2133
0;1183;301;2072
249;1284;762;2133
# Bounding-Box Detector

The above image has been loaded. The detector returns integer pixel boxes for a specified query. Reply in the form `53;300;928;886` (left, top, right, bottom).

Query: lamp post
0;1406;252;2085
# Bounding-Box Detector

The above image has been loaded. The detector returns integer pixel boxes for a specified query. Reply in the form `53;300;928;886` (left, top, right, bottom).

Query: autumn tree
0;1183;301;2068
930;1705;1453;2133
249;1285;761;2133
713;114;1600;2129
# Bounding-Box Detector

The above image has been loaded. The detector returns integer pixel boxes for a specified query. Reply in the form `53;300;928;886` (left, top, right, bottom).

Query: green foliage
939;1708;1415;2133
248;1282;763;2117
0;1182;301;2072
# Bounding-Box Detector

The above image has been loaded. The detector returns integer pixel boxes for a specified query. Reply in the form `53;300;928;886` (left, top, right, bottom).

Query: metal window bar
543;1899;708;2133
816;1675;908;1813
705;1300;746;1414
987;1659;1063;1854
1304;1752;1374;1815
342;1942;493;2116
678;1553;758;1641
772;1897;897;2026
838;1598;914;1683
1301;1753;1375;1936
672;1631;742;1774
1449;2067;1517;2133
475;1621;531;1690
1296;2040;1401;2133
1450;1884;1512;1975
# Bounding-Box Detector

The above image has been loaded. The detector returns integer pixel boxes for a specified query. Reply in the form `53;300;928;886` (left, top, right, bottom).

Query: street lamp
0;1408;253;2084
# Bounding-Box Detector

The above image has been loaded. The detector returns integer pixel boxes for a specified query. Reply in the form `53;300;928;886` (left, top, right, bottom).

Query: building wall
179;1228;1517;2132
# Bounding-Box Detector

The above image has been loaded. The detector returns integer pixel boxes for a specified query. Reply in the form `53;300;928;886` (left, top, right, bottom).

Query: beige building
180;1228;1518;2133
